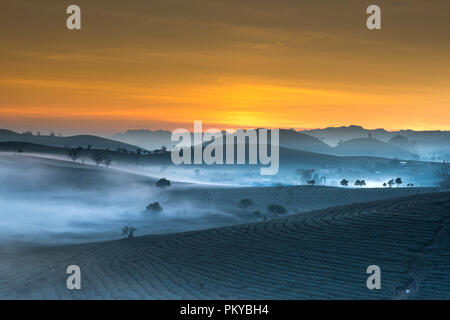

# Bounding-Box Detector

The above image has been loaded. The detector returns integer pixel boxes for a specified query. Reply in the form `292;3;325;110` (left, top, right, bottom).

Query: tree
146;202;163;212
122;226;137;238
340;179;349;187
354;180;361;187
267;204;287;216
67;147;82;162
383;183;387;187
307;179;316;186
91;152;105;166
395;177;403;187
103;157;111;168
156;178;171;188
238;198;253;209
360;180;366;187
387;179;395;188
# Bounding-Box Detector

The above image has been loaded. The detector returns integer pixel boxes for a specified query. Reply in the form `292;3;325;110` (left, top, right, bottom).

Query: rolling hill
333;138;416;159
0;129;143;152
1;191;448;299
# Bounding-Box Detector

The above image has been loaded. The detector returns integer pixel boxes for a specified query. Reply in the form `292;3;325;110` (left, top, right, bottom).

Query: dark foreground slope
0;192;449;299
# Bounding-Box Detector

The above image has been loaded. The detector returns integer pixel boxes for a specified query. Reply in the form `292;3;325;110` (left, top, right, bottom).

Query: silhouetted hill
113;128;334;154
112;129;173;151
303;125;392;146
334;138;416;159
0;129;144;151
303;126;450;157
278;129;334;154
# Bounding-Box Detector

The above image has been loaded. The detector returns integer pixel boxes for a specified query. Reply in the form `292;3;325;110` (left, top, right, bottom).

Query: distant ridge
333;137;415;159
302;125;450;147
0;129;144;151
112;128;335;155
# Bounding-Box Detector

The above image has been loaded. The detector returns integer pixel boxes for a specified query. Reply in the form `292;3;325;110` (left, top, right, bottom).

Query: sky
0;0;449;135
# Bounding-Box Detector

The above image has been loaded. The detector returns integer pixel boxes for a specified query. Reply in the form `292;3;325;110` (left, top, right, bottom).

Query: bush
238;198;253;209
146;202;163;212
156;178;171;188
267;204;287;215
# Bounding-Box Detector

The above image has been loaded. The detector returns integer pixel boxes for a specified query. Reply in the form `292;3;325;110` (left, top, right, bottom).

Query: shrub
156;178;171;188
267;204;287;215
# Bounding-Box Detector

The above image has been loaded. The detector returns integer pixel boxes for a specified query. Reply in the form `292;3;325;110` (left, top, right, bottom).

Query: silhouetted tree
238;198;253;209
387;179;395;188
67;147;82;162
267;204;287;216
307;179;316;186
91;152;105;166
104;157;111;168
146;202;163;212
340;179;349;187
122;226;137;238
395;177;403;187
156;178;171;188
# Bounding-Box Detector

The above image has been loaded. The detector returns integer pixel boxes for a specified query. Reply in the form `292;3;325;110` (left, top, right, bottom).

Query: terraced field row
0;191;449;299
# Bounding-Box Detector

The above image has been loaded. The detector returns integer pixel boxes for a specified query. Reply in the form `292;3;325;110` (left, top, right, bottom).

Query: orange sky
0;0;449;135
